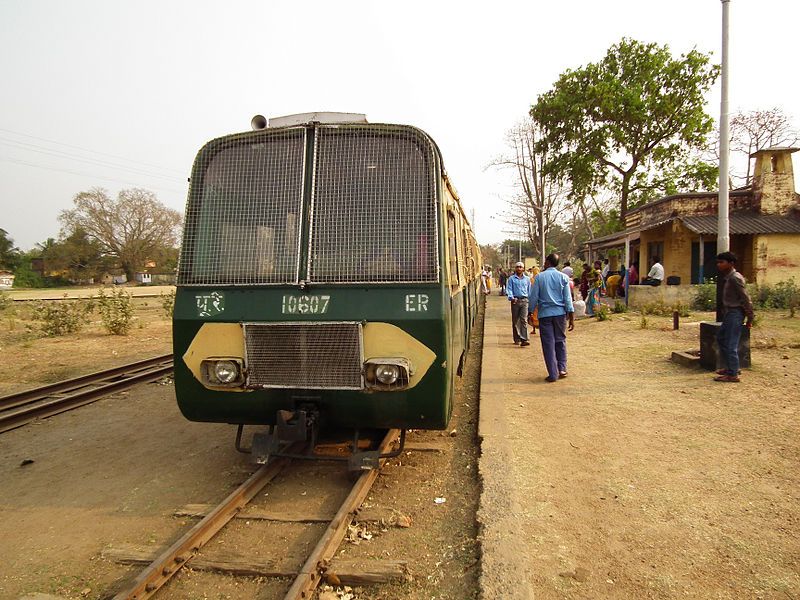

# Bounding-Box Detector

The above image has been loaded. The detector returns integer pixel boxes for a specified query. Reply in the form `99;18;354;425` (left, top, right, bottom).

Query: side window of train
461;228;472;281
447;211;459;288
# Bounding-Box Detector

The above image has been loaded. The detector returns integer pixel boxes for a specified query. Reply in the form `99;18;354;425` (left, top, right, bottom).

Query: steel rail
0;354;174;433
111;455;293;600
283;428;401;600
110;431;399;600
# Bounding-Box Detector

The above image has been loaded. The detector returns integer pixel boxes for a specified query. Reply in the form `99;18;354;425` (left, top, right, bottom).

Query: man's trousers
538;314;567;380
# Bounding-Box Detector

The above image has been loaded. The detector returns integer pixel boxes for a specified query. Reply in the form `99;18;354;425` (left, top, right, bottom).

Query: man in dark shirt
714;251;754;382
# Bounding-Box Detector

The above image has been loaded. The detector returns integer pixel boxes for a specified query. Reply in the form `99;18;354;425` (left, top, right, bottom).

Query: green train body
173;114;480;431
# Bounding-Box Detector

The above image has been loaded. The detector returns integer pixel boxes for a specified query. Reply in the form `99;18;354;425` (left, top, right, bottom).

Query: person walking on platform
528;266;541;335
529;253;575;382
498;268;508;296
714;251;754;383
506;261;531;346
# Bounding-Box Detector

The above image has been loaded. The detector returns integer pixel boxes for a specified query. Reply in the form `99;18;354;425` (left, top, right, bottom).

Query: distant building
101;272;128;285
0;270;14;289
586;147;800;287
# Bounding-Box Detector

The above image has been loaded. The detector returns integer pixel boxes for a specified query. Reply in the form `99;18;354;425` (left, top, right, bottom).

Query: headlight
364;358;410;390
375;364;400;385
201;358;244;386
214;360;240;384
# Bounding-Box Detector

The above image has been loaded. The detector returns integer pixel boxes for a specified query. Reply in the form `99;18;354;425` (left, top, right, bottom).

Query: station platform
476;292;641;599
474;291;797;599
477;293;549;599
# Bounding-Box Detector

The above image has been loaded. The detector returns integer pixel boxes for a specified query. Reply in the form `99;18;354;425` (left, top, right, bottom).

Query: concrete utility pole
718;0;731;254
716;0;732;322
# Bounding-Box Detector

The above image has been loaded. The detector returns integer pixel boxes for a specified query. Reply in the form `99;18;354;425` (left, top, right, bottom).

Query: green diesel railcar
173;113;480;451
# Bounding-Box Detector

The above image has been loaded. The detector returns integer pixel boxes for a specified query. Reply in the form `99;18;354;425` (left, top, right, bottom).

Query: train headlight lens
375;364;400;385
364;359;410;390
201;358;244;387
214;360;240;384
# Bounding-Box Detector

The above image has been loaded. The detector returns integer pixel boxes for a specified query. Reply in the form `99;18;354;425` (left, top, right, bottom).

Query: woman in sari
585;265;602;316
593;260;608;297
528;266;540;334
579;263;591;300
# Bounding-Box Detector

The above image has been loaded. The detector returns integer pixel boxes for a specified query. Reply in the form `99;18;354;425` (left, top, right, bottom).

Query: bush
639;315;648;329
12;264;44;288
612;300;628;313
674;302;691;318
641;300;690;318
32;297;92;336
159;289;175;318
96;288;134;335
595;304;611;321
769;279;799;312
0;291;10;312
693;281;716;311
746;278;799;314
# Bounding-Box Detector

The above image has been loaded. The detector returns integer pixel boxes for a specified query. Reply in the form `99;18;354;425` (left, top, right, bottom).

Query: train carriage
173;113;480;460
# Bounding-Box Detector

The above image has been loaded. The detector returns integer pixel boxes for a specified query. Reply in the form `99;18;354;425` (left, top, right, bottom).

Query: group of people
501;251;753;384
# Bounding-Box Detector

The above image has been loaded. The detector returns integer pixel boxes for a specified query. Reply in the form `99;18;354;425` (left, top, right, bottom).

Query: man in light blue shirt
506;261;531;346
529;253;575;382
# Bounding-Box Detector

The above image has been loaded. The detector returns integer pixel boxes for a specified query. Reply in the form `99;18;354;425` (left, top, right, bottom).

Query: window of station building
647;241;664;268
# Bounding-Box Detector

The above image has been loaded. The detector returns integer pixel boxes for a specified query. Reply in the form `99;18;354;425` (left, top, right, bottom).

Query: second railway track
0;353;174;433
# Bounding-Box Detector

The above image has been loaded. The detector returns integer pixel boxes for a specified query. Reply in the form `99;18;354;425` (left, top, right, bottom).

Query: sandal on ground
713;374;740;383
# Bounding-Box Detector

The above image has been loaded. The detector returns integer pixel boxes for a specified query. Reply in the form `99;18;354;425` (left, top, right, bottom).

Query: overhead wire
0;126;185;175
0;137;184;183
0;156;186;195
0;125;190;198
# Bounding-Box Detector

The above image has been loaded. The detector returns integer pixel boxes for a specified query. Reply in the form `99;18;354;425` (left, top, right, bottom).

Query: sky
1;0;798;251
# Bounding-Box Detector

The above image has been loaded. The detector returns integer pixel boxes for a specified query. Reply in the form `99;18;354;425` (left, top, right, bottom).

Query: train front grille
243;322;363;390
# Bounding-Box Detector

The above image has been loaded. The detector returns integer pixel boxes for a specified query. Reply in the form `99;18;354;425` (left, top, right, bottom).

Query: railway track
108;429;403;600
0;353;174;434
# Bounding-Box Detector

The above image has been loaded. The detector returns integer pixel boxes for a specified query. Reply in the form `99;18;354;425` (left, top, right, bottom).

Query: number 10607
281;295;331;314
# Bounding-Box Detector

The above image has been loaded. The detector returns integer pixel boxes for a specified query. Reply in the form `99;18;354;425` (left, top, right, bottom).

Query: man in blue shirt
529;253;575;382
506;261;531;346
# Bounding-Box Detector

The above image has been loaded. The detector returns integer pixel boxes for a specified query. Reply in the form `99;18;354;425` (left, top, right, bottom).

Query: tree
60;188;182;281
490;119;572;263
0;228;21;271
480;244;502;269
730;108;799;185
530;38;720;219
39;229;107;283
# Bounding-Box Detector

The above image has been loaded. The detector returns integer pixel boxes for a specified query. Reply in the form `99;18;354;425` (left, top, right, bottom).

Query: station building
586;147;800;305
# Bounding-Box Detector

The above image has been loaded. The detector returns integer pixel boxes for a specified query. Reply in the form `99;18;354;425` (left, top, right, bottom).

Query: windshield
178;129;306;285
177;125;439;286
308;126;438;283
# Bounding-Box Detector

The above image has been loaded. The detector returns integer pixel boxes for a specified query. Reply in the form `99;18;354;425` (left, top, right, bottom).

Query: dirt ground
0;288;798;599
479;293;799;599
0;288;175;396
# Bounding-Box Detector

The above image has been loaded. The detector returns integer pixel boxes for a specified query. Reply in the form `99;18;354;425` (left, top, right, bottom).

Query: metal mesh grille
308;126;438;283
177;129;306;285
244;322;363;389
